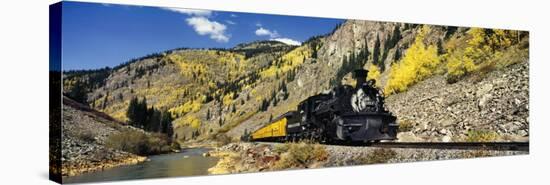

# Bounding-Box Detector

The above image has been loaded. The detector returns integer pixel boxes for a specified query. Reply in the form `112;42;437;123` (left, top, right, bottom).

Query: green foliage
384;26;441;95
127;96;174;137
466;130;498;142
372;35;381;67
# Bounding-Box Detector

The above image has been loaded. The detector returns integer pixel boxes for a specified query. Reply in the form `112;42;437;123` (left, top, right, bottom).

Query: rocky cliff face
386;61;529;142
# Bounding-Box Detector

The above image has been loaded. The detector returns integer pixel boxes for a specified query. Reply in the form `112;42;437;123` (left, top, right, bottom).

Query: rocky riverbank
207;142;528;174
61;140;147;176
61;98;150;177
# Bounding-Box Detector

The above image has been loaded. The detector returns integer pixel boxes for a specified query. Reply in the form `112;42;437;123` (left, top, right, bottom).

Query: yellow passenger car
251;116;287;140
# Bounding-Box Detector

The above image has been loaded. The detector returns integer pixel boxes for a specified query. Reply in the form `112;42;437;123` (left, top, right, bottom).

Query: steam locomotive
247;69;398;144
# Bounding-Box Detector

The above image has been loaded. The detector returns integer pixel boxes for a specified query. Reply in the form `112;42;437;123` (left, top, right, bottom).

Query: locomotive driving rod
367;142;529;151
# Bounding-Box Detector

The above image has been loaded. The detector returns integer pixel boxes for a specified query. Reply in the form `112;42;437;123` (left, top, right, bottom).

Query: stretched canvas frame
50;1;529;184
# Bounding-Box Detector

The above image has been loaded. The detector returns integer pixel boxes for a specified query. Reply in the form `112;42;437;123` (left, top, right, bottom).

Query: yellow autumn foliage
367;64;381;87
169;99;202;117
384;26;441;95
260;45;310;79
444;28;521;82
222;92;234;106
173;115;201;128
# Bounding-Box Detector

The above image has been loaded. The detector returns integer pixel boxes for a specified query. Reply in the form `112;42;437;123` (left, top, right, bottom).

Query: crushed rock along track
206;142;527;174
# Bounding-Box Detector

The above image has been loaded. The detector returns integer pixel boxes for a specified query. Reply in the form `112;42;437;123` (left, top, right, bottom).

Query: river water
63;148;219;184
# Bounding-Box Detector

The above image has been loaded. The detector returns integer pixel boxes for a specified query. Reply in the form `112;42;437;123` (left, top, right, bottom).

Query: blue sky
61;2;343;70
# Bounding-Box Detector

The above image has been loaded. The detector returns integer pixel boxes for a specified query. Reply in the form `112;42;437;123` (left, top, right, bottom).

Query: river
62;148;219;184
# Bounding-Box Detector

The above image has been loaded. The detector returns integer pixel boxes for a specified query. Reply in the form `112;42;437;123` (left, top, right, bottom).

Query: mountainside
63;19;529;144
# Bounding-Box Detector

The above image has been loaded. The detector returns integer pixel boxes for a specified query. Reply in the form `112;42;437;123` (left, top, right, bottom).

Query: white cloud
225;20;236;25
186;17;230;42
271;38;302;46
230;14;238;17
255;27;279;38
162;8;212;17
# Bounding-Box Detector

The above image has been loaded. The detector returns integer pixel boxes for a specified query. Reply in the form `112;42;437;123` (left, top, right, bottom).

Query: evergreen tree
101;92;109;110
206;108;211;120
67;80;88;104
127;97;139;127
373;34;381;67
160;111;173;138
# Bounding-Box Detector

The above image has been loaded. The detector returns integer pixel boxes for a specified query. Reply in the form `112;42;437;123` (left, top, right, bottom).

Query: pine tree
206;108;211;120
373;34;381;67
68;80;88;104
127;97;139;127
101;92;109;110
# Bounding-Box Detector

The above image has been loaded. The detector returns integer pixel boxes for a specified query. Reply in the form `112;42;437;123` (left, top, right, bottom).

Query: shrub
105;130;171;155
272;144;289;154
273;143;328;169
357;148;397;164
170;141;181;150
75;130;96;143
147;133;171;154
106;130;150;155
398;120;415;132
466;130;498;142
213;133;232;146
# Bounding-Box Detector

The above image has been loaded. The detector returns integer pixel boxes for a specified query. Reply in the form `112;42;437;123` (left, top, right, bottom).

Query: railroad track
366;142;529;151
255;141;529;151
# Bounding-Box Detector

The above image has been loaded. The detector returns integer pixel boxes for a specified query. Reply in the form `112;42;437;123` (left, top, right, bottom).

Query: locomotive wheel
319;124;331;144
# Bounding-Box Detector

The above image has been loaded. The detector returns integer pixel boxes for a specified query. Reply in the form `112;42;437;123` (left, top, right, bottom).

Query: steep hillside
63;19;529;144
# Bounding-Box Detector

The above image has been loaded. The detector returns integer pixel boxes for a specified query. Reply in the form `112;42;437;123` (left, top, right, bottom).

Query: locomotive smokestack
353;69;369;87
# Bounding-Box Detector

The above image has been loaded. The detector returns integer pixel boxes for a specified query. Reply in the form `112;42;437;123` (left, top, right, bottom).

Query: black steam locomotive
248;69;398;143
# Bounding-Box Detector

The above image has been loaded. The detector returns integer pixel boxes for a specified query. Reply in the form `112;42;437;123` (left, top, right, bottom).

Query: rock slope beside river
61;97;146;177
